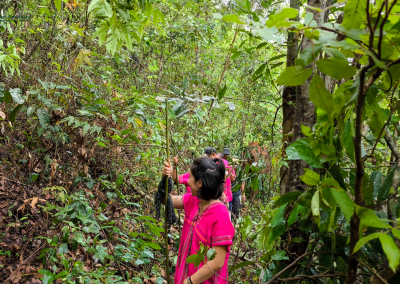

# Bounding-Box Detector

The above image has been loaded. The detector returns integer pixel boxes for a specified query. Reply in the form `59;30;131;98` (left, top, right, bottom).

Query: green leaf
356;206;391;228
3;90;11;103
222;14;246;25
379;233;400;272
271;205;286;227
271;250;289;260
146;242;161;250
362;175;374;206
83;124;91;136
273;191;302;208
88;0;102;12
296;44;322;67
266;8;298;27
392;228;400;239
103;0;113;18
342;0;367;30
58;243;68;254
309;74;334;118
54;0;61;11
186;253;204;267
252;27;281;43
277;66;313;86
353;232;382;252
37;109;50;129
286;138;323;168
330;188;355;222
27;106;36;117
218;84;228;101
212;13;223;19
230;260;255;271
328;164;347;190
316;58;357;80
155;277;164;284
10;88;24;104
311;190;320;217
343;121;355;163
378;167;395;202
300;168;320;185
301;124;313;136
9;104;23;123
370;171;383;199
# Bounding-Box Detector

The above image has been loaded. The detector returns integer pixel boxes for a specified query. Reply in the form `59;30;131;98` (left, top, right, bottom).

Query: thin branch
369;81;400;157
277;274;338;282
356;258;389;284
224;97;280;108
265;252;312;284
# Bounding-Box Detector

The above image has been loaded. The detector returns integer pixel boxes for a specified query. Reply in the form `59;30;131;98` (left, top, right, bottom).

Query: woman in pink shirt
160;156;235;284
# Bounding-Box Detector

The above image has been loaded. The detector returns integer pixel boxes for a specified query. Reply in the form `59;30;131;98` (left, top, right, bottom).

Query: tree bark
279;0;299;195
284;0;326;193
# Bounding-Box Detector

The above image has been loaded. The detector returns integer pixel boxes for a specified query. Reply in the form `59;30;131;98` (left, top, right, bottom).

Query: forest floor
0;170;256;284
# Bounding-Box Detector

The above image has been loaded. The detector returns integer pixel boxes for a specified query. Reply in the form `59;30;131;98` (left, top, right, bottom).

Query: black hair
190;156;225;200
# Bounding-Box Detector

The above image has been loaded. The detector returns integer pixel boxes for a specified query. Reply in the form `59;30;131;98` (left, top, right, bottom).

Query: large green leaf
10;88;24;104
342;0;367;30
379;234;400;272
9;104;23;123
300;168;320;185
88;0;102;12
328;164;347;190
330;188;355;222
309;74;334;119
37;108;50;129
277;66;313;86
356;206;391;229
343;121;355;163
311;190;320;217
362;175;374;206
353;232;382;253
266;8;298;27
54;0;62;11
252;27;281;43
222;14;246;25
378;167;395;202
316;58;357;80
369;171;383;199
273;191;302;208
296;44;322;67
286;139;323;168
230;261;255;271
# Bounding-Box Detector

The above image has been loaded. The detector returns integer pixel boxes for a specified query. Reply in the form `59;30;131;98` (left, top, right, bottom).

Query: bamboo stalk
164;96;171;284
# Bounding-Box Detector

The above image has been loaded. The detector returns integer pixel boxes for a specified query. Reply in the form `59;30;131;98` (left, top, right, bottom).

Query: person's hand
173;156;178;166
221;192;226;202
162;160;172;177
242;195;246;203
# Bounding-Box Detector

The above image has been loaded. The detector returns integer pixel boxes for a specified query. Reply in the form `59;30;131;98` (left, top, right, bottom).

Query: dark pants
232;190;242;219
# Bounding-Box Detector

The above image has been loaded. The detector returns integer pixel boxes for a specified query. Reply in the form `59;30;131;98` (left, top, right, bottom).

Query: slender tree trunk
285;0;326;193
280;0;299;195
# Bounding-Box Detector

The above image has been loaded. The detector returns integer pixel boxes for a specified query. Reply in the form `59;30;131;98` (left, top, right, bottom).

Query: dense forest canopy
1;0;400;283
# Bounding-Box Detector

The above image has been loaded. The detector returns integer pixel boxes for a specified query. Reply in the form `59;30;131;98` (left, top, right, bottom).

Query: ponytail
190;156;225;200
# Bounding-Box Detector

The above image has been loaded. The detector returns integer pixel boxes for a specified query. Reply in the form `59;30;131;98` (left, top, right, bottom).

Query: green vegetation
1;0;400;283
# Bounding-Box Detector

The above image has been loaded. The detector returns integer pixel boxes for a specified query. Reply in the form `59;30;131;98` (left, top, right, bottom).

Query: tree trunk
284;0;326;193
279;0;299;195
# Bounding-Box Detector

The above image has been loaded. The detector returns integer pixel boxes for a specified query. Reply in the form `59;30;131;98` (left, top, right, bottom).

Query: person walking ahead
158;156;235;284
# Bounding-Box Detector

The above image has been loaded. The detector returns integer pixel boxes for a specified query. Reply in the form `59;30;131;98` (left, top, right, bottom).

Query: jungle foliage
1;0;400;283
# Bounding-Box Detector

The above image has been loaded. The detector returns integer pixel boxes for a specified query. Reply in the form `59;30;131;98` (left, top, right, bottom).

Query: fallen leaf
10;272;22;283
0;110;5;119
31;197;39;208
